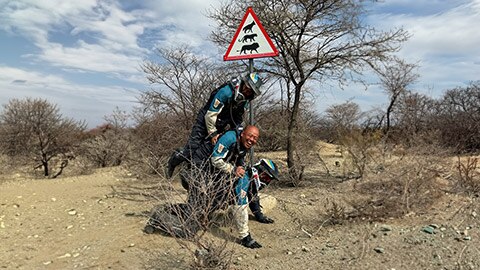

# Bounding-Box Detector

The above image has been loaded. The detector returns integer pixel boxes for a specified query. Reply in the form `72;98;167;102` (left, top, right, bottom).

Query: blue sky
1;0;479;127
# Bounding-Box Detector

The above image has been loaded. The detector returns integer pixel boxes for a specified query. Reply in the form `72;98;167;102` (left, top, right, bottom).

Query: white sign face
224;7;278;61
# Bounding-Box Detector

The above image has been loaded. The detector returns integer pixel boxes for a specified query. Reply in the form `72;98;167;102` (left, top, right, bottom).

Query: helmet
243;72;263;96
253;158;279;186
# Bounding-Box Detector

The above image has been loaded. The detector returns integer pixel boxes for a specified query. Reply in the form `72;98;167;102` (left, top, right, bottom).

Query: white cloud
0;0;224;78
68;2;146;53
364;0;480;98
139;0;220;49
0;66;67;85
369;1;480;59
0;1;98;43
0;1;147;75
36;41;143;74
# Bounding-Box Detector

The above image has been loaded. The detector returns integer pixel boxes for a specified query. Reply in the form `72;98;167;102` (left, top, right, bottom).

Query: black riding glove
255;212;274;224
240;233;262;249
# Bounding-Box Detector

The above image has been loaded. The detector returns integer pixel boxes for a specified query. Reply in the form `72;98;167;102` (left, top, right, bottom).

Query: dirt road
1;165;479;269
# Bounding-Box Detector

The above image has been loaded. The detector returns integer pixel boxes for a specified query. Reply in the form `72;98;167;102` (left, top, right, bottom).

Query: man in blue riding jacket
192;125;277;248
166;73;263;178
234;158;279;248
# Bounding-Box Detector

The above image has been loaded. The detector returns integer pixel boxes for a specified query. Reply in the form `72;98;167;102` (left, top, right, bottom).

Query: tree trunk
51;159;68;179
286;84;302;180
42;160;49;177
384;91;400;137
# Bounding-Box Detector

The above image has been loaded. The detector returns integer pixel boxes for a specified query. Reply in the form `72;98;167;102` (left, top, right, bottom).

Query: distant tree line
0;79;478;178
320;81;480;153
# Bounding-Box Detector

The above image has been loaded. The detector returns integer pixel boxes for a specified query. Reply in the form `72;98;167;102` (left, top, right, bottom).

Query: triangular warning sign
224;7;279;61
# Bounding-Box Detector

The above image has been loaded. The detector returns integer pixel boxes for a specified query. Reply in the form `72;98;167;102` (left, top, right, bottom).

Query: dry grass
143;161;238;270
347;150;448;220
452;155;480;196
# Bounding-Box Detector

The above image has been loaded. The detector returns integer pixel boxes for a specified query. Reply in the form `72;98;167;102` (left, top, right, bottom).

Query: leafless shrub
326;101;363;138
349;148;446;220
140;45;228;132
323;198;347;226
337;129;384;179
313;151;331;177
76;110;128;168
452;156;480;196
63;156;96;176
324;101;383;179
389;92;437;146
280;130;319;187
256;106;288;151
192;241;234;270
0;98;86;178
128;112;189;176
79;124;132;168
374;58;419;138
385;81;480;153
144;161;237;269
433;82;480;152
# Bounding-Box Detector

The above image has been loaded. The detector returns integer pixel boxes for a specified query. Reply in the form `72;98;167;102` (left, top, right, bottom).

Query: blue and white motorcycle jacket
203;78;249;138
210;129;247;174
210;130;262;213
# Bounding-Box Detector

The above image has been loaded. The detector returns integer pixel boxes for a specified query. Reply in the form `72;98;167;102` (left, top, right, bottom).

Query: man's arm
210;131;236;174
204;86;232;138
248;183;274;224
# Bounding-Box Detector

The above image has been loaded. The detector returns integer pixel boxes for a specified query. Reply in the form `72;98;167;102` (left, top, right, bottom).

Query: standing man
166;73;263;178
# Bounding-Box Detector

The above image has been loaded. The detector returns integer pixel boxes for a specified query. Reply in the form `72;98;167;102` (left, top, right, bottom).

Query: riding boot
166;148;186;178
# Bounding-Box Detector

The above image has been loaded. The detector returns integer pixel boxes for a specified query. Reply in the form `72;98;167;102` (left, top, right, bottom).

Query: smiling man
154;125;274;248
210;125;259;177
207;125;270;248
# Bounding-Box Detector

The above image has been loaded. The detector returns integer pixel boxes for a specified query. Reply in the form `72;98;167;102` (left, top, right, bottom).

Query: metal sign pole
223;6;278;167
249;58;254;166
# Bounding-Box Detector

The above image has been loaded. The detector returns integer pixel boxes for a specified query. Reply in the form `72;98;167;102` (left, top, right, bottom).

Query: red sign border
223;7;279;61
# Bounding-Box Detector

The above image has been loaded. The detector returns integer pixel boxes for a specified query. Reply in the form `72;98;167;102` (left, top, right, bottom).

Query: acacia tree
393;92;436;145
140;45;229;130
375;58;419;137
81;107;132;168
0;98;86;177
326;101;363;139
435;82;480;151
208;0;409;179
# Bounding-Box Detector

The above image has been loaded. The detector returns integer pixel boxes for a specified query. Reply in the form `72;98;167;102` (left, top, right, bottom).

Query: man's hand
235;166;245;177
211;134;220;144
255;212;274;224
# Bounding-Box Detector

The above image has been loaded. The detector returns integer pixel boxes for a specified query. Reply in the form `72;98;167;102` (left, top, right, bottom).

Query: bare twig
313;218;332;235
457;245;468;270
301;226;313;238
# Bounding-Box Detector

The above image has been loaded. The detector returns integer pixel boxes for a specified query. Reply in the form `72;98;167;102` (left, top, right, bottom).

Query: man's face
240;127;259;149
240;83;254;99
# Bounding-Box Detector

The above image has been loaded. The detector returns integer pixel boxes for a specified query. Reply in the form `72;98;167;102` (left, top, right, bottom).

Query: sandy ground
1;149;480;270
